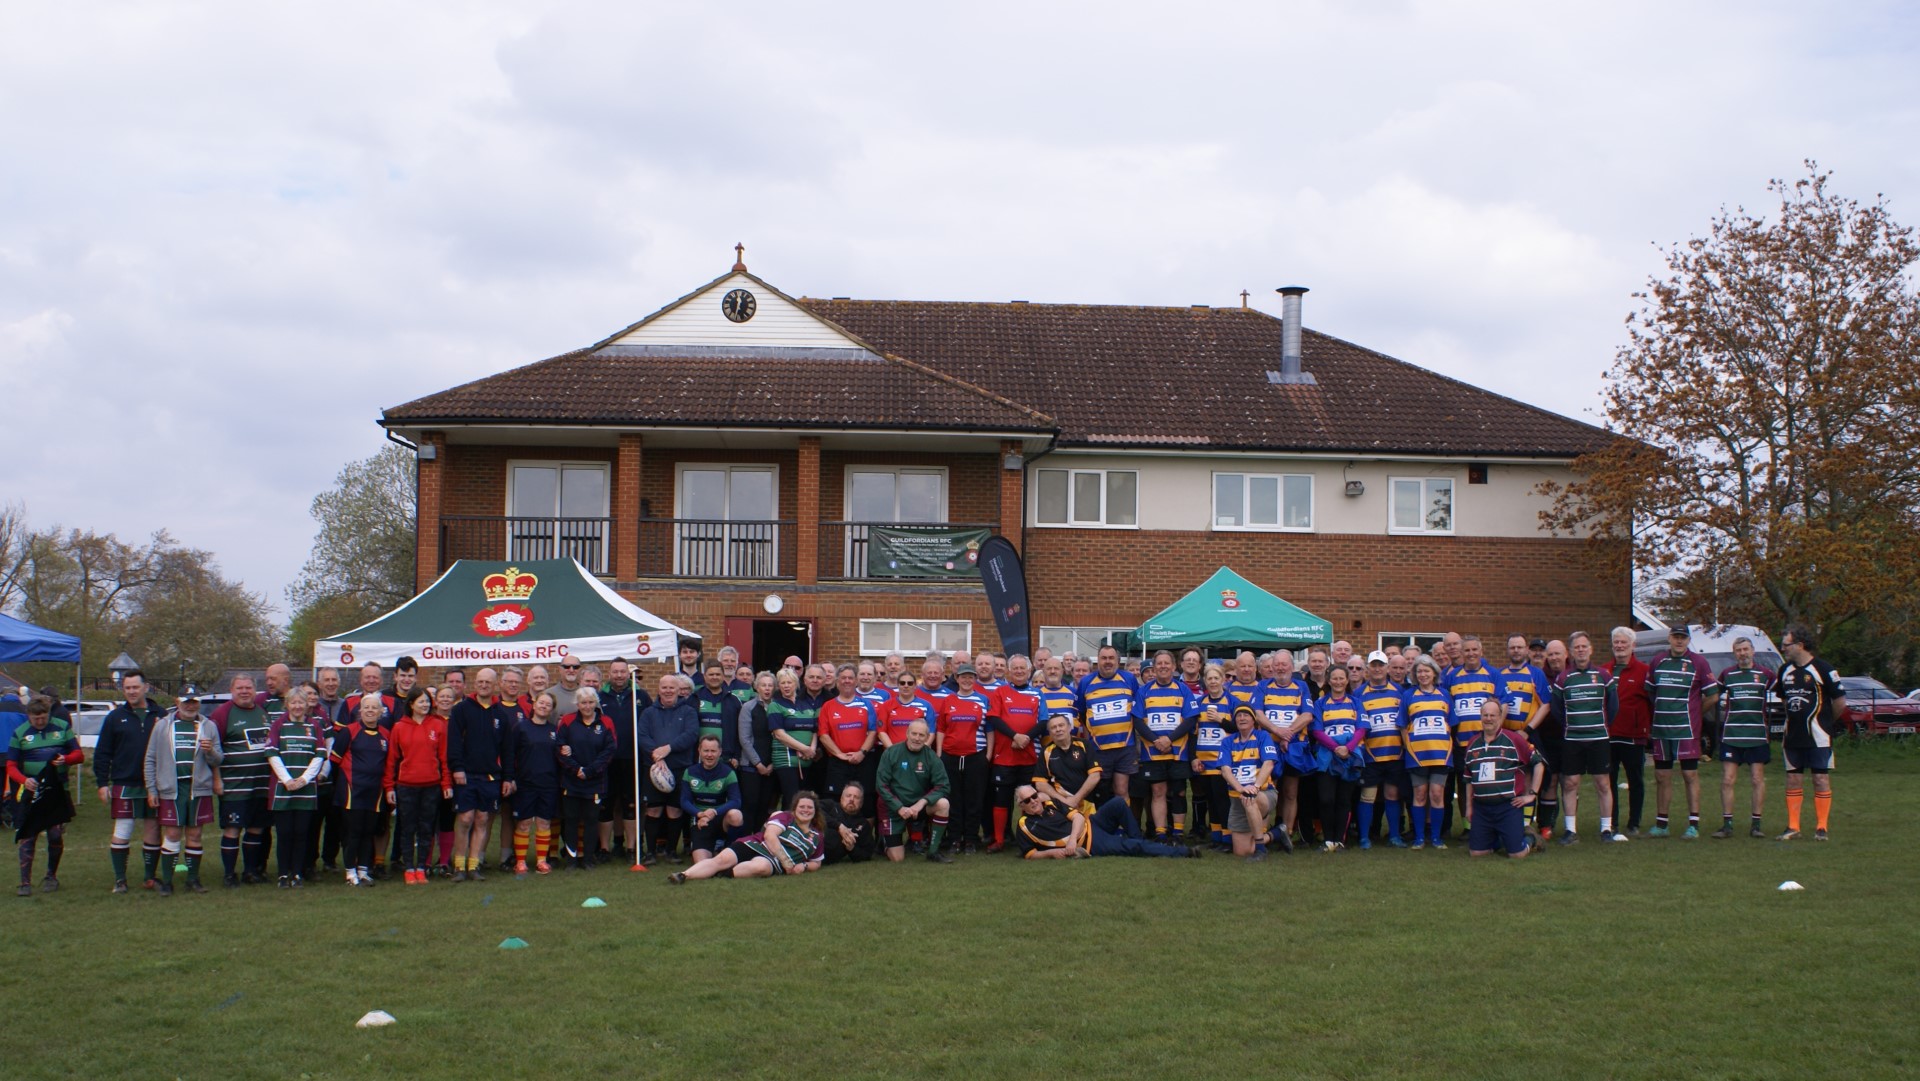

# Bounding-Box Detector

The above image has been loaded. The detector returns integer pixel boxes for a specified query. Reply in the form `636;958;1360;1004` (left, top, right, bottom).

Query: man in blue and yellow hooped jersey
1442;635;1500;836
1075;645;1141;805
1135;651;1198;843
1037;657;1081;741
1254;650;1317;847
1225;652;1264;711
1356;651;1408;849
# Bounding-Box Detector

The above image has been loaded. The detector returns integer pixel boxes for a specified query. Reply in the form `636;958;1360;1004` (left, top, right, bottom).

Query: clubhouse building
381;252;1624;669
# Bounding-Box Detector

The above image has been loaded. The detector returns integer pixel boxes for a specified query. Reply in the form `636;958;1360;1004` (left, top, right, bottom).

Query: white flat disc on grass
356;1010;396;1028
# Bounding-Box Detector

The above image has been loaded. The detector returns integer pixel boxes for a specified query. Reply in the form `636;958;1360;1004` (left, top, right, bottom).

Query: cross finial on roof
1240;290;1250;309
733;243;747;272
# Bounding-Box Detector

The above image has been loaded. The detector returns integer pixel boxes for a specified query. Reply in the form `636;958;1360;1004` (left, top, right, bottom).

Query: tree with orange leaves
1542;164;1920;653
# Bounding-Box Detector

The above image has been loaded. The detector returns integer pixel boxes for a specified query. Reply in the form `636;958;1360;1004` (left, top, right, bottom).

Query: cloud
2;0;1916;615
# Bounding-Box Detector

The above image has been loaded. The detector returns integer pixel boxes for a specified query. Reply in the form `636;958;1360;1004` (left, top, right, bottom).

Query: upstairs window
1036;468;1137;527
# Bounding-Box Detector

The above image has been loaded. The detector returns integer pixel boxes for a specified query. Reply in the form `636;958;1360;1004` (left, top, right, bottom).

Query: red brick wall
441;444;617;517
817;450;1000;523
614;585;995;663
1022;529;1629;646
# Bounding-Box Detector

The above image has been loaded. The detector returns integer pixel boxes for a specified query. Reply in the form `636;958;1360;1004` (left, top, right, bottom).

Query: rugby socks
535;827;551;863
992;807;1009;845
157;845;176;887
141;843;161;884
1687;814;1699;829
929;814;949;853
1409;806;1426;845
1814;791;1831;831
18;837;34;885
1722;813;1735;829
185;846;203;884
1538;796;1558;837
1750;814;1763;833
513;825;530;865
221;836;240;877
1384;797;1402;843
242;832;267;876
1428;807;1445;843
45;828;62;874
1655;814;1670;831
437;830;455;867
109;841;130;883
641;816;662;861
1786;790;1803;831
1356;800;1375;843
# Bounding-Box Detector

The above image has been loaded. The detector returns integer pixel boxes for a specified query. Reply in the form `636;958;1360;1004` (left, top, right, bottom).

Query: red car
1838;677;1920;736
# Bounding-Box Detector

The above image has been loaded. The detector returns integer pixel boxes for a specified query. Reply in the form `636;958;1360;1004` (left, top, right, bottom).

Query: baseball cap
178;685;203;701
953;663;977;676
1668;626;1691;638
1528;638;1546;650
1366;650;1389;665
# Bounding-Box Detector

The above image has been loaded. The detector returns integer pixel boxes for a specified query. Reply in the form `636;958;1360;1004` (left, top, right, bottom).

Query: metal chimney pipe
1273;285;1314;384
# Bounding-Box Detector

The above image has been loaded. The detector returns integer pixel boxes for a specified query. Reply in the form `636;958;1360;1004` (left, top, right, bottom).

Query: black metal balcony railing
638;517;794;579
820;520;998;580
438;516;611;575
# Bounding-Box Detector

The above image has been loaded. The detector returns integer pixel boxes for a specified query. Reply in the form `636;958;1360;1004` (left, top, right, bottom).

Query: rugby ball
648;761;676;793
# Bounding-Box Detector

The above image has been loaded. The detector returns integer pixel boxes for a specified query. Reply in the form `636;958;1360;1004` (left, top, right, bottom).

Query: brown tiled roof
383;347;1055;433
798;300;1615;457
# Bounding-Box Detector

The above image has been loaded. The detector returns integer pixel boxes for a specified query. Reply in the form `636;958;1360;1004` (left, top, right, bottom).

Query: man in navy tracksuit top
634;676;699;865
446;667;512;881
93;672;166;892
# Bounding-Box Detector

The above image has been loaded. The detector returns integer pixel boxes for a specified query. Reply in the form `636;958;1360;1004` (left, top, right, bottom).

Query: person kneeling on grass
1013;785;1200;859
1466;700;1537;860
876;720;953;864
668;791;823;884
1221;705;1284;861
822;781;875;865
680;734;742;863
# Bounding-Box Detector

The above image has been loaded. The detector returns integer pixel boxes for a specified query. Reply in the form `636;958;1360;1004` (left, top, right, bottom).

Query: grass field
6;742;1917;1081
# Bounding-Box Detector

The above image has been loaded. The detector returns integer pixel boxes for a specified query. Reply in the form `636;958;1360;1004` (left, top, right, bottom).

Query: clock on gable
721;288;757;323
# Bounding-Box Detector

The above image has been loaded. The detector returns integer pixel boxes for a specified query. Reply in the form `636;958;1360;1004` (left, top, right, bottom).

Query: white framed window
1389;476;1455;534
1212;472;1313;531
859;619;972;658
1039;626;1132;658
1034;468;1137;528
673;464;780;576
506;461;610;571
842;467;949;577
1379;632;1447;654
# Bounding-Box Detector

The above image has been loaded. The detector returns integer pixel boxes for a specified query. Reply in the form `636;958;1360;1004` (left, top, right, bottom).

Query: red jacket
1602;658;1653;742
384;714;450;791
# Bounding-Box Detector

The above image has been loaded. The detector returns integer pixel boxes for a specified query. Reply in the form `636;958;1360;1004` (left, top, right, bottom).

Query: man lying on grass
1012;785;1201;859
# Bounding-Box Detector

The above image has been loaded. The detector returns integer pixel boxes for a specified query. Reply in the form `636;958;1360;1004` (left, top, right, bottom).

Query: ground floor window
1379;631;1447;654
859;619;971;658
1038;626;1131;658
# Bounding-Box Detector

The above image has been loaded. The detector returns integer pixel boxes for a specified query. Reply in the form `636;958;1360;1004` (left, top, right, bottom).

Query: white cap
1366;650;1389;665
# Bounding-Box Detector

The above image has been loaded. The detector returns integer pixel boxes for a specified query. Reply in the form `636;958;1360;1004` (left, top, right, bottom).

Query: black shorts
1652;757;1699;772
602;771;637;821
990;763;1033;790
641;776;681;809
452;779;501;815
219;796;269;830
1095;743;1140;776
1718;743;1771;766
1533;734;1563;775
513;786;558;821
1559;740;1612;776
1359;761;1407;788
1281;762;1315;779
1138;759;1192;784
688;814;733;854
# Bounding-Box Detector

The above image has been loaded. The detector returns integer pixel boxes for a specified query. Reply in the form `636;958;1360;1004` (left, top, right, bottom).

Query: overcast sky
4;2;1917;617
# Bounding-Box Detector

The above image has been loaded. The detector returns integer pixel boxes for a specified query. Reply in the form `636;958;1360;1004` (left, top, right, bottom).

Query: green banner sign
866;526;990;578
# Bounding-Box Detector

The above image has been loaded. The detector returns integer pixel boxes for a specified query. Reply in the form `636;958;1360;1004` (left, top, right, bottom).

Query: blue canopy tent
0;612;83;714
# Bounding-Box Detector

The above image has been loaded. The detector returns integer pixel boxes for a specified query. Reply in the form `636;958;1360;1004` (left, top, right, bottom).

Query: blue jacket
93;700;166;787
556;712;617;798
635;700;700;774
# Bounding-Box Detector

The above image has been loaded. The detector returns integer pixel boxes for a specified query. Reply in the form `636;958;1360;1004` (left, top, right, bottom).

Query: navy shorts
453;779;501;814
219;796;269;830
512;786;558;821
1783;746;1833;773
1360;761;1407;788
1095;742;1139;776
1469;799;1528;855
1718;743;1771;766
1137;759;1192;784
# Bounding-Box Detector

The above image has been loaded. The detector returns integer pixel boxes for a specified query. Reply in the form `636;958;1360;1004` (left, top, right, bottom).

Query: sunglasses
560;664;581;670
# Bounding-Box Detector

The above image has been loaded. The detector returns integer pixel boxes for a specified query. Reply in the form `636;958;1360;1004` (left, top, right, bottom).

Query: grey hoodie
143;711;224;800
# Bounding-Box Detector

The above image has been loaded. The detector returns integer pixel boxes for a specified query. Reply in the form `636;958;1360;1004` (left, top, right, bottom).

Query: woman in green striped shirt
266;684;330;889
767;668;819;811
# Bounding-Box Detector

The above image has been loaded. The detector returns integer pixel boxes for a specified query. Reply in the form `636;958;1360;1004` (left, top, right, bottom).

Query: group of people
3;620;1849;895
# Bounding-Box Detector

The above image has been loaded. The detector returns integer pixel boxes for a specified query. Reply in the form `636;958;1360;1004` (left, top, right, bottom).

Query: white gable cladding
613;273;862;349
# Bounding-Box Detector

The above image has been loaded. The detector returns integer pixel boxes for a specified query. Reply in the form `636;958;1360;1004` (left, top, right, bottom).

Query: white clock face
722;288;757;323
763;593;784;614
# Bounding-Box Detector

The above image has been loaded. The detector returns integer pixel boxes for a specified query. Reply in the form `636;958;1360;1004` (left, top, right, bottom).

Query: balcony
438;516;611;576
638;517;795;579
820;520;997;580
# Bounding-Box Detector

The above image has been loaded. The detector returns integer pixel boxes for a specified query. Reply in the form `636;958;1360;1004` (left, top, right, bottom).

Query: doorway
726;616;812;673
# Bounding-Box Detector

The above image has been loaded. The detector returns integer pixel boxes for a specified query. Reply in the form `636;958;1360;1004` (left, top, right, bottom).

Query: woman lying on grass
668;791;824;884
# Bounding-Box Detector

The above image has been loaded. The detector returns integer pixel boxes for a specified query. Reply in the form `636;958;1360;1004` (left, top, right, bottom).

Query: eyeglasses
560;664;581;670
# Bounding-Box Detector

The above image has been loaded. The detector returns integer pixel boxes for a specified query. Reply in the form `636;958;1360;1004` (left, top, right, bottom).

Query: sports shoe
142;878;156;891
925;851;954;864
1601;830;1629;843
536;860;552;875
1388;836;1408;848
187;879;208;894
345;869;361;886
112;880;129;894
1243;851;1266;863
666;871;688;884
1777;828;1800;842
1273;832;1295;855
1358;838;1373;851
155;881;173;897
223;873;240;889
1682;825;1700;839
290;876;305;888
16;883;30;897
1186;846;1205;858
277;876;290;889
985;841;1006;854
468;868;487;882
1321;841;1344;853
1750;826;1766;839
41;875;58;893
450;869;467;883
1431;840;1448;850
1648;826;1670;838
1711;825;1734;839
1814;828;1829;841
1557;832;1580;846
1409;841;1425;850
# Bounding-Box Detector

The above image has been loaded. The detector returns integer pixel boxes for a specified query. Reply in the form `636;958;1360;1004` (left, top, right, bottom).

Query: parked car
1838;677;1920;737
1633;625;1787;737
71;701;116;749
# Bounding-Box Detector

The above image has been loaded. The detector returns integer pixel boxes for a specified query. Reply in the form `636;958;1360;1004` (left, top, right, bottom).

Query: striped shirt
1444;665;1499;746
1554;666;1612;742
1136;681;1196;762
1401;689;1454;770
1220;729;1279;790
1647;653;1716;742
1076;672;1141;754
266;718;327;812
218;705;273;798
1358;684;1405;763
1463;732;1524;801
1191;694;1235;774
766;697;817;769
1717;666;1773;748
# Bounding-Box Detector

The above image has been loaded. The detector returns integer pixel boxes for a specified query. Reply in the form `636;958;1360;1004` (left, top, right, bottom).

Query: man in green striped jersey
1551;631;1627;844
212;675;275;886
1713;637;1773;839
